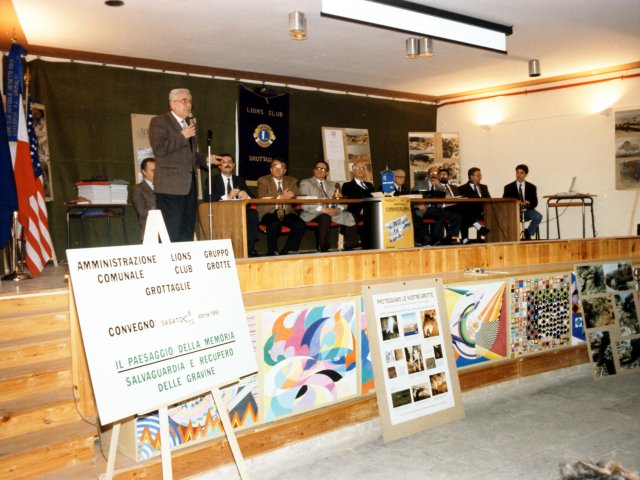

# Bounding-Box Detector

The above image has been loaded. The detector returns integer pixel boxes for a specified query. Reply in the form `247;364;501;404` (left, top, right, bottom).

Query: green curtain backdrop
24;59;435;260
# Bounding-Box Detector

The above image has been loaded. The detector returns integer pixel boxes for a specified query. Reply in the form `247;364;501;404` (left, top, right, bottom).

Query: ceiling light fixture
321;0;512;53
406;38;420;59
289;11;308;40
528;59;541;77
419;37;434;57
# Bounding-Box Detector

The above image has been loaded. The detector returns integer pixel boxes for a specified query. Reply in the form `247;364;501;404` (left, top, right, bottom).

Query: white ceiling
11;0;640;97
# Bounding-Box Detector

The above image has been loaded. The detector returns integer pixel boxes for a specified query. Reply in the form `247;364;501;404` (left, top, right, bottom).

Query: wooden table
198;196;520;258
544;194;595;239
410;197;521;243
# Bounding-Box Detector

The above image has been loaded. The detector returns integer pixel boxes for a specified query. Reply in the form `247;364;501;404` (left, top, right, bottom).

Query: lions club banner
238;85;289;181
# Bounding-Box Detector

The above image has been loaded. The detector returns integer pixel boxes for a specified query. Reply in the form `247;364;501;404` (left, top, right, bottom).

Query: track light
529;59;541;77
406;38;420;58
419;37;433;57
289;11;308;40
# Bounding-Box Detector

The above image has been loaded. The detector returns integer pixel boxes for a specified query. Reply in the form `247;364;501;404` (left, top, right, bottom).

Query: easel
102;210;250;480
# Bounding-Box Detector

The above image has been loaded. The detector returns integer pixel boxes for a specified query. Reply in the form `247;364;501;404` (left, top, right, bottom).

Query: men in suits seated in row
208;154;260;256
502;164;542;241
458;167;491;243
299;161;359;252
257;159;305;256
132;157;157;240
412;166;462;246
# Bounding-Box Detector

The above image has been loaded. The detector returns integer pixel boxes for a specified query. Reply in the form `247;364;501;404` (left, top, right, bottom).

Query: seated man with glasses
256;159;305;256
341;161;376;249
299;161;358;252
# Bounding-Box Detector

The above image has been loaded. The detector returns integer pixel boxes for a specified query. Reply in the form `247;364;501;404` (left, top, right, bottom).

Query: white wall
437;71;640;239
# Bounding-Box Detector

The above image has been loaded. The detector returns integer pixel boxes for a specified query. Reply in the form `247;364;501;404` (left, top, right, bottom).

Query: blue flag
0;82;19;248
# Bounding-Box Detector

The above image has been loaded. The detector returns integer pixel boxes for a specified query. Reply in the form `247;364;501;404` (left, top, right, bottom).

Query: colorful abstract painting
444;281;508;369
134;377;259;461
510;273;572;357
260;300;359;422
359;297;375;394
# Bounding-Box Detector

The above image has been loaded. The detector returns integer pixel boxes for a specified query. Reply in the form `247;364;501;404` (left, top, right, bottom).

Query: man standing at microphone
149;88;220;242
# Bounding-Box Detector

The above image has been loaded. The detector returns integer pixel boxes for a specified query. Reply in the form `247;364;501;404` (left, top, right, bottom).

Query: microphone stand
207;138;213;240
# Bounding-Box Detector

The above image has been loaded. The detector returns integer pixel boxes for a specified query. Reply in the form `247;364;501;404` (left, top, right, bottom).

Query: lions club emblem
253;124;276;148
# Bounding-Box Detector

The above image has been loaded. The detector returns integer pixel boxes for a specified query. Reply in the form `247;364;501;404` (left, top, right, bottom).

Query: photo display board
363;279;464;443
67;240;257;425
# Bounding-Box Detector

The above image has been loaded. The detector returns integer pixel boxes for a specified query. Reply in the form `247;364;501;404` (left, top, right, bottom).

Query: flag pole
1;211;32;281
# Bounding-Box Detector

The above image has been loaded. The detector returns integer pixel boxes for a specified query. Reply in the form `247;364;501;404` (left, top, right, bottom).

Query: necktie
446;184;453;197
320;180;328;198
518;183;524;202
474;184;481;197
226;177;232;196
277;181;284;220
359;180;367;190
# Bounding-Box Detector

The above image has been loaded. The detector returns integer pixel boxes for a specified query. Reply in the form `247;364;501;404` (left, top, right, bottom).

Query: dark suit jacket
392;184;411;196
341;179;374;217
207;174;255;202
149;112;206;195
256;175;300;220
131;180;156;235
458;182;491;199
502;181;538;209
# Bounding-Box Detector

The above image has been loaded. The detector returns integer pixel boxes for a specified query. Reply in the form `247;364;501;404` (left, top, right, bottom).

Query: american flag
12;95;53;275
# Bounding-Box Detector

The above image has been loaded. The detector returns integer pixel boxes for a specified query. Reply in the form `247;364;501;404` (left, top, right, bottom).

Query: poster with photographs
322;127;373;184
614;109;640;190
363;279;464;443
576;260;640;379
30;102;54;201
408;132;460;190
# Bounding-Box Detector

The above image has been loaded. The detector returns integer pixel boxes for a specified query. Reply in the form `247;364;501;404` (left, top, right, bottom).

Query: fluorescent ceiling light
321;0;512;53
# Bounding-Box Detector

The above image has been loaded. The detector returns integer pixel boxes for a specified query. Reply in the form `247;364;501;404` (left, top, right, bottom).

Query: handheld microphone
186;115;196;126
207;129;213;147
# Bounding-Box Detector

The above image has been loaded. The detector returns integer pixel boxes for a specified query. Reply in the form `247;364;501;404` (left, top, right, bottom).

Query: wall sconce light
289;11;308;40
480;125;492;131
104;0;124;5
528;59;541;77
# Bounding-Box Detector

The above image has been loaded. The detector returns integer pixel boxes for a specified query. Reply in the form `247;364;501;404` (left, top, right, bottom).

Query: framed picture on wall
614;109;640;190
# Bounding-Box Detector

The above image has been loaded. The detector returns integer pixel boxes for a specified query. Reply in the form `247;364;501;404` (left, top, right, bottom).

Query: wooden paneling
236;237;639;292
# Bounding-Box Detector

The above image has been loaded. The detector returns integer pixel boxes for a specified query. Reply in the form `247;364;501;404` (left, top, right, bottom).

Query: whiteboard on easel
67;239;257;425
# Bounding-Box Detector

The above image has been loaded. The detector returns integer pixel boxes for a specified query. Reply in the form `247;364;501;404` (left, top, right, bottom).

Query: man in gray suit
299;161;358;252
149;88;220;242
132;157;156;240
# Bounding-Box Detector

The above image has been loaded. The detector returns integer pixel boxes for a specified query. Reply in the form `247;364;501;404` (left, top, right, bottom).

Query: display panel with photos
576;260;640;378
408;132;460;189
363;279;464;443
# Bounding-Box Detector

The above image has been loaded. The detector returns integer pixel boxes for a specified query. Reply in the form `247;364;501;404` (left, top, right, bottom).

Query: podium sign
67;240;257;425
381;196;414;249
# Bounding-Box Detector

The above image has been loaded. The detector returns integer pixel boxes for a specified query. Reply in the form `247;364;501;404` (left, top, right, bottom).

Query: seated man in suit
256;159;305;256
392;169;411;195
411;166;462;246
132;157;156;241
341;161;375;248
299;161;358;252
457;167;491;243
207;153;260;256
502;163;542;240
